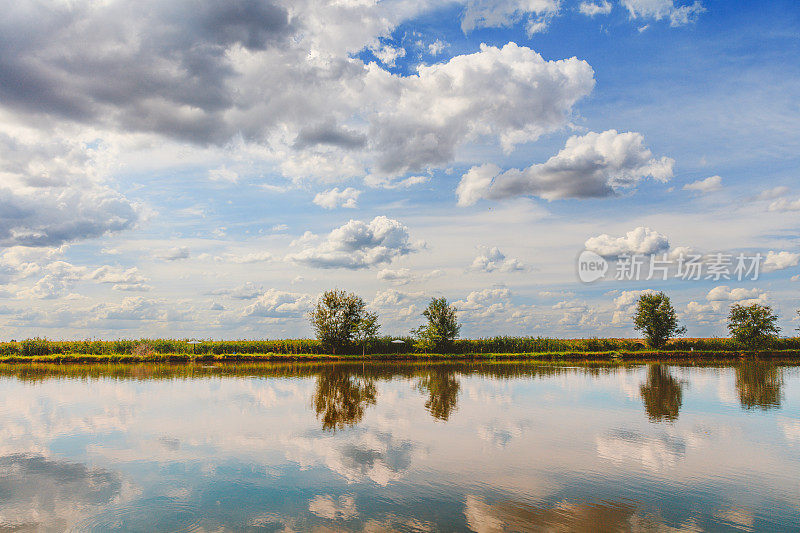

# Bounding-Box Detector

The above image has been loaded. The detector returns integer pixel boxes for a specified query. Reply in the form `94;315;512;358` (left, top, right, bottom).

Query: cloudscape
1;0;798;339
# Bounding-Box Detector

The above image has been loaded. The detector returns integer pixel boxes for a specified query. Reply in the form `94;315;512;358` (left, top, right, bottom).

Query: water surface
1;361;798;531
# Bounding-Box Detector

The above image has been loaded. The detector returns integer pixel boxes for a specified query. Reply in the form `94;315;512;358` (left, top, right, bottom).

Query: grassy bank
5;336;800;358
2;349;800;364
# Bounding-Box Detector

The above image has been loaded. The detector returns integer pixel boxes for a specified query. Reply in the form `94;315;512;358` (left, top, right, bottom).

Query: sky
1;0;799;340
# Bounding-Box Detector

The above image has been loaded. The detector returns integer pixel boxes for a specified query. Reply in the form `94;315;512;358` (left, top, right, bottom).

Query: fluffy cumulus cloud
456;130;674;205
620;0;705;26
683;175;722;193
0;2;596;185
763;251;800;273
0;132;138;247
312;187;361;209
699;286;768;314
241;289;313;319
15;260;150;299
287;216;417;269
585;226;670;257
469;247;525;273
370;43;594;177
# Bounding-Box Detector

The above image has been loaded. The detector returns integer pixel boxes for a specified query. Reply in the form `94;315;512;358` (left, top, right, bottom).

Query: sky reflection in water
0;361;799;532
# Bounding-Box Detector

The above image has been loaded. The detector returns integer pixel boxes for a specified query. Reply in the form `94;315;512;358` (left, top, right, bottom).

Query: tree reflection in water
416;369;460;421
735;360;783;410
312;367;377;431
640;365;684;422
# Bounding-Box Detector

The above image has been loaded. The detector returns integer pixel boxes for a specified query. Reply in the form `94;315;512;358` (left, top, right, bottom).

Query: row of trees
309;289;788;354
633;292;782;349
309;290;461;354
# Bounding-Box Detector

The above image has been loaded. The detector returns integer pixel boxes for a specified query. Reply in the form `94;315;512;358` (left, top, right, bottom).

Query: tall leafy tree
414;297;461;353
727;303;780;349
309;290;378;354
633;292;686;348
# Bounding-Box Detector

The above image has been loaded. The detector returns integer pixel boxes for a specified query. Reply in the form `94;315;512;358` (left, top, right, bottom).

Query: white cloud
373;42;594;176
371;44;406;67
157;247;190;261
15;260;151;300
207;166;239;184
377;268;444;286
0;131;138;247
92;297;190;322
457;130;674;205
455;287;515;319
763;251;800;273
377;268;413;285
470;247;525;273
768;198;800;212
215;251;273;264
705;286;767;311
579;1;612;16
427;39;446;56
241;289;313;318
312;187;361;209
585;226;670;257
461;0;560;34
755;186;790;201
287;216;417;269
683;175;722;193
706;286;764;302
620;0;705;27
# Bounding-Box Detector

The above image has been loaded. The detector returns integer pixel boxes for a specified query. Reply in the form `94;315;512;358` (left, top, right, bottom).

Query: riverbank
2;350;800;364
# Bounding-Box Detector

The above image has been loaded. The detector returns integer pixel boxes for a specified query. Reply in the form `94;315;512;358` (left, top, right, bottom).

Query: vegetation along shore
4;290;798;363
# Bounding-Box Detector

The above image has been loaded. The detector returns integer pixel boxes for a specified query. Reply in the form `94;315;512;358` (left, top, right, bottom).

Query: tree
309;290;378;354
414;297;461;353
353;311;380;356
727;303;780;349
632;292;686;348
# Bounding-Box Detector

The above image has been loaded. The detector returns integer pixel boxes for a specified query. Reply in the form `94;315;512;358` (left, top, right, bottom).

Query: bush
414;297;461;352
633;292;686;348
727;303;780;349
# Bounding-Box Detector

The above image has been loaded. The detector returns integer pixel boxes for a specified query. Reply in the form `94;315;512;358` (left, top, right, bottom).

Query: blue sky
1;0;799;339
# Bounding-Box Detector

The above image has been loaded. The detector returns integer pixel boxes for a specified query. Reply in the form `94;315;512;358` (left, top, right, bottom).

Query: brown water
0;361;798;531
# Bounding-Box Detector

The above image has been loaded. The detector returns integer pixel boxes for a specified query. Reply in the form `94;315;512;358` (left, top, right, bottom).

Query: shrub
414;297;461;353
309;290;377;354
633;292;686;348
727;303;780;349
132;342;155;357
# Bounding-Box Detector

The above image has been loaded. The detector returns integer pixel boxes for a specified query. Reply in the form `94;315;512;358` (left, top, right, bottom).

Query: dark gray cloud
0;0;293;143
0;186;137;247
294;121;367;150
